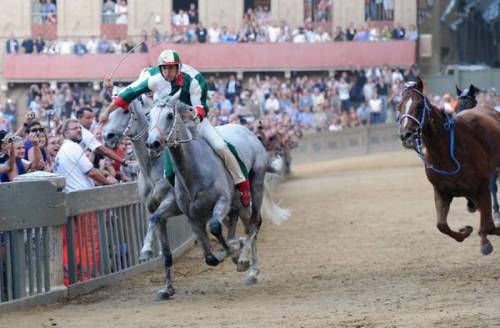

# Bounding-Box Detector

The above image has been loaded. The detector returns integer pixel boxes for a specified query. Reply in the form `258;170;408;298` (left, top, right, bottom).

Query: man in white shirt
55;119;111;191
265;93;280;114
59;37;75;55
208;22;221;43
76;107;126;166
86;36;99;54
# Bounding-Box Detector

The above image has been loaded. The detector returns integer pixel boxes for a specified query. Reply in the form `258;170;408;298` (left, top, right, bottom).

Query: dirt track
4;150;500;327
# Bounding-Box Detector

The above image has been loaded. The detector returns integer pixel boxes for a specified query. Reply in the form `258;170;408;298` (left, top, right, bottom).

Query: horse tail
260;176;290;225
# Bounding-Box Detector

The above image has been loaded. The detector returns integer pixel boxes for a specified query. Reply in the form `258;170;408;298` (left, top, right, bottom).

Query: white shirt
55;140;95;192
180;13;189;25
268;26;281;43
265;98;280;112
208;28;220;43
87;39;99;54
59;40;74;55
172;13;182;26
80;125;102;152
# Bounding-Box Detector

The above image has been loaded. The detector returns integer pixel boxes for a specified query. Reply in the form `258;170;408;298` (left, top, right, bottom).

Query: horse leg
474;187;498;255
489;173;499;219
466;197;477;213
190;218;222;267
207;197;232;259
239;174;264;278
434;189;473;242
225;209;241;264
140;191;179;262
156;220;175;301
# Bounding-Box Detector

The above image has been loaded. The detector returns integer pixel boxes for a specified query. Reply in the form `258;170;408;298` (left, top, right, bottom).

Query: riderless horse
399;77;500;255
146;96;289;289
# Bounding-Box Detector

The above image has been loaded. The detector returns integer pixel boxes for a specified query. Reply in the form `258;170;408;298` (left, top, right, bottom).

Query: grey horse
146;97;290;286
103;99;182;299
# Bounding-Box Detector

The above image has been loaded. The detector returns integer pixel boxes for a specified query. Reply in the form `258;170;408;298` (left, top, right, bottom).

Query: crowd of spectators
4;33;149;55
8;2;418;56
1;65;499;188
0;65;421;186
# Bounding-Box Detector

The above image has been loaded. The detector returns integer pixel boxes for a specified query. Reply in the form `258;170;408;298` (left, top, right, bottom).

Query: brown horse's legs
475;187;497;255
434;189;473;242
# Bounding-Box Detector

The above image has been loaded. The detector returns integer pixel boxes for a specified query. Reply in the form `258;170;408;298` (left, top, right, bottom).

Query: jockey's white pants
198;120;246;185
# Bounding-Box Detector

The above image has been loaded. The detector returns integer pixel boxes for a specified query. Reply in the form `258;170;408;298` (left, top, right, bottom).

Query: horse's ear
456;85;462;96
415;76;424;92
469;84;479;96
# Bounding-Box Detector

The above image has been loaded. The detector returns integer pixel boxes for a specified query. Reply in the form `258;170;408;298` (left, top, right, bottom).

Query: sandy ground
3;150;500;328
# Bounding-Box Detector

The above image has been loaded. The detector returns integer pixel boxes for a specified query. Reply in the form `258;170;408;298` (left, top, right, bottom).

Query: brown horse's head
455;84;479;112
398;76;429;150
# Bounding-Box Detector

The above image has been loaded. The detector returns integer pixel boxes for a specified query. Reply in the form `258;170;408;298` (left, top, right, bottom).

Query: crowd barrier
292;123;401;164
0;179;194;312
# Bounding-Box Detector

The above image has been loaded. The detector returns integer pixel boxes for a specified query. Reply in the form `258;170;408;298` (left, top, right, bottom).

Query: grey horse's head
146;95;198;157
104;100;146;148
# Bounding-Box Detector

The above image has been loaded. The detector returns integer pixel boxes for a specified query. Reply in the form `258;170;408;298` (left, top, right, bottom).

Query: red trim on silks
237;180;251;207
113;96;129;110
195;105;206;121
175;71;184;86
236;179;250;191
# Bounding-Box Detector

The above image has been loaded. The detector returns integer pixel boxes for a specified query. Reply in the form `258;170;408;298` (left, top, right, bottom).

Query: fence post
13;172;66;289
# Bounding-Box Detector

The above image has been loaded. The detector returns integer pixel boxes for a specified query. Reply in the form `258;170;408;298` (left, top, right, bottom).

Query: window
172;0;198;27
365;0;394;22
244;0;271;14
304;0;332;23
32;0;57;25
102;0;128;25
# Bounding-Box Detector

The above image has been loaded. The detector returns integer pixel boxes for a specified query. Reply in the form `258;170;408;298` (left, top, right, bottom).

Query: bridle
399;83;461;176
150;98;194;148
124;107;148;141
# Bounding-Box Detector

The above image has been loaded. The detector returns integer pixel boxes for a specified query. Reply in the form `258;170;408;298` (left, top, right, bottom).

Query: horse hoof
205;254;220;267
481;242;494;256
459;226;473;238
245;274;258;286
139;250;154;262
156;288;174;301
237;260;250;272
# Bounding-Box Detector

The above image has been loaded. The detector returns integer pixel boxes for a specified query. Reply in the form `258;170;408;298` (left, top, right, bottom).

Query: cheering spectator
333;26;345;41
86;36;99;54
392;22;406;40
188;3;199;24
22;37;34;54
115;0;128;24
55;119;112;191
34;35;46;54
195;22;208;43
74;38;88;55
59;37;75;55
208;22;221;43
345;22;357;41
5;33;19;54
102;0;116;23
406;25;418;41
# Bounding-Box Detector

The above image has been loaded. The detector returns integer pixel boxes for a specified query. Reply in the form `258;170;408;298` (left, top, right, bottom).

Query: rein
400;86;461;176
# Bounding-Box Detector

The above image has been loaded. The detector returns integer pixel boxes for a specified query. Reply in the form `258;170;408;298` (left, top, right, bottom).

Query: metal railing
0;179;194;311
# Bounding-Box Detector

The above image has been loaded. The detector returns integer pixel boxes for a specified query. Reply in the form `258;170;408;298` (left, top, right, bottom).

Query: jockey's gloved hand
193;105;206;122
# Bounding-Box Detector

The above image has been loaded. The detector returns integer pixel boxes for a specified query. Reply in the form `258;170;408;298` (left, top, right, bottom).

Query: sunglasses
30;128;45;133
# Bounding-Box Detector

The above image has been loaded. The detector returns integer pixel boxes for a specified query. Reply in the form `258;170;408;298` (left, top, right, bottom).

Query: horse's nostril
146;141;160;149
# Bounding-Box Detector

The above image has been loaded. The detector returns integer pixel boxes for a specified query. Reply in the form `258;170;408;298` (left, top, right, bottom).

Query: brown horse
399;76;500;255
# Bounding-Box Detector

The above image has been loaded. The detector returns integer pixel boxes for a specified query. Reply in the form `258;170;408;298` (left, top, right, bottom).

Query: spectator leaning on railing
54;119;112;192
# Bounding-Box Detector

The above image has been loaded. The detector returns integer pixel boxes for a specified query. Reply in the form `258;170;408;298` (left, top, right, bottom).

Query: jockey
99;49;251;206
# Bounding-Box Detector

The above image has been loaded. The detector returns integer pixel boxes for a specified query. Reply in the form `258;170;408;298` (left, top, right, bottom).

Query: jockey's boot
236;180;251;207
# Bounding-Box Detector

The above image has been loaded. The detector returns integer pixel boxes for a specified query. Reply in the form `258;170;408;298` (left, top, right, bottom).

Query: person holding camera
0;133;42;182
